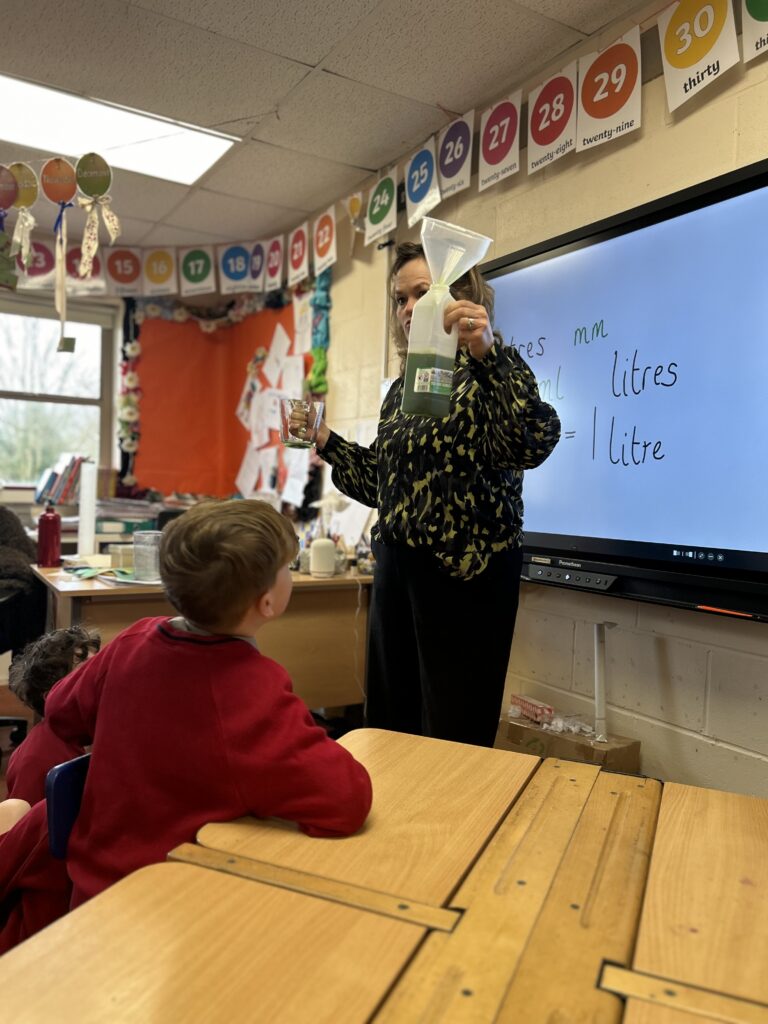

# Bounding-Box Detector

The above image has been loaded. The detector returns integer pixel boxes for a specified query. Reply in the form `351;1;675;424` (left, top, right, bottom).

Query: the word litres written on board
573;318;680;466
509;334;565;404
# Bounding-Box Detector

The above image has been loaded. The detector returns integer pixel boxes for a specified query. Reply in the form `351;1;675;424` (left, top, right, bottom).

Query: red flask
38;502;62;567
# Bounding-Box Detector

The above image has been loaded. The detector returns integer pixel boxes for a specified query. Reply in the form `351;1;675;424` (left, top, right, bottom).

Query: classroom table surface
1;731;767;1023
32;564;373;597
196;728;540;906
31;565;373;709
0;862;426;1024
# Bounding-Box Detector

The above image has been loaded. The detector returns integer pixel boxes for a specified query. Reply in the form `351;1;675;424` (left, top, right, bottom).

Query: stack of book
34;453;89;506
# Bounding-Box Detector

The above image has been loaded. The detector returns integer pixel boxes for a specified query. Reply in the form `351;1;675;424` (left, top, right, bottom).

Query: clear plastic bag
401;218;491;418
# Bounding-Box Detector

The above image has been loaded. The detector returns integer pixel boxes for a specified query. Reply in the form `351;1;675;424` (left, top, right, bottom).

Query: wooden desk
192;728;540;906
604;782;768;1024
32;566;372;710
0;862;426;1024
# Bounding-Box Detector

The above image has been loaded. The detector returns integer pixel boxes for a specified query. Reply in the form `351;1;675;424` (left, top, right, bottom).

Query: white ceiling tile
139;224;234;247
165;188;300;239
251;72;447;169
203;141;369;211
324;0;584;112
2;0;308;130
512;0;650;35
131;0;381;67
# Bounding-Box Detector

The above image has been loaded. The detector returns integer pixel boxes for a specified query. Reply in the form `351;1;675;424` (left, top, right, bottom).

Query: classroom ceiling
0;0;653;248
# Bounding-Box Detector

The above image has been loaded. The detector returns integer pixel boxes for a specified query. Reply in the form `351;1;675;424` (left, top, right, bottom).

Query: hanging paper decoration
287;223;309;288
16;240;55;289
657;0;738;111
65;244;106;295
743;0;768;62
306;267;332;395
405;137;442;227
76;152;121;279
8;163;38;268
313;206;337;276
264;235;284;292
0;165;19;233
437;111;474;199
0;166;19;292
179;245;216;297
142;247;178;296
105;247;143;296
577;27;642;152
527;63;578;174
218;243;251;295
364;173;397;245
40;157;77;350
478;92;522;192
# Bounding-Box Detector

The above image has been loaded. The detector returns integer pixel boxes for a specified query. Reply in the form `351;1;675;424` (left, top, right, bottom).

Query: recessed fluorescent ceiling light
0;74;235;186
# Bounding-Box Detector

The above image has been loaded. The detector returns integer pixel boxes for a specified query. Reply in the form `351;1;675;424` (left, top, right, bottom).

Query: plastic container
310;537;336;578
37;502;61;568
401;217;492;418
133;530;162;581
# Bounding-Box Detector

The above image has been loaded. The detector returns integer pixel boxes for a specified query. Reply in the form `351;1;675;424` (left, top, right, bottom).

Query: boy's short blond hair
160;499;298;632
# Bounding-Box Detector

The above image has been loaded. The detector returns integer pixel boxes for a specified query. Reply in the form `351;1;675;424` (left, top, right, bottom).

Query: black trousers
365;541;523;747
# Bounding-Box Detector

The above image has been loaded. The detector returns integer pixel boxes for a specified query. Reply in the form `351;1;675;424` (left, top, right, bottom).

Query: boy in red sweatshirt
46;498;373;908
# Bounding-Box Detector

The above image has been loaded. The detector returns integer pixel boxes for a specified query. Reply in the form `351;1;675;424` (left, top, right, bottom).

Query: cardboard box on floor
495;717;641;774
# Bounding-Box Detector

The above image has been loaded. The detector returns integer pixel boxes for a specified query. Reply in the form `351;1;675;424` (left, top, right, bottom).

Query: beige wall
326;55;768;798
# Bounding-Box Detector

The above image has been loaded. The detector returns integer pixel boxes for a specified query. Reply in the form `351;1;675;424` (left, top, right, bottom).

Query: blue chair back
46;753;91;859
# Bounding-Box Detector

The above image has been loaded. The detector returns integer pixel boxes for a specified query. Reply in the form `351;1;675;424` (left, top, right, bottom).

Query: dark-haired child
6;626;101;804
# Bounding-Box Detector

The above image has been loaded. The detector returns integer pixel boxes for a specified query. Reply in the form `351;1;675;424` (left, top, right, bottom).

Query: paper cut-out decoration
8;163;38;268
0;165;19;233
41;157;77;350
76;153;120;278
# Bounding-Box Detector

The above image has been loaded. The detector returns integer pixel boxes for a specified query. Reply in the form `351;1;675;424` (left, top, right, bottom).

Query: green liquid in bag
401;352;455;417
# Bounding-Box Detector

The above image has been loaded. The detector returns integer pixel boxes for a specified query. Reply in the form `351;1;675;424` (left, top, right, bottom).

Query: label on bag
415;367;452;396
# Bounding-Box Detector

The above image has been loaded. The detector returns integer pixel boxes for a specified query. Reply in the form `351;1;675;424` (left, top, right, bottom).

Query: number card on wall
528;63;577;175
478;92;522;193
658;0;738;110
105;247;142;296
142;248;177;296
742;0;768;63
437;111;474;199
313;206;337;275
16;240;55;290
577;27;642;152
405;137;441;227
179;246;216;297
288;223;309;287
65;245;106;295
250;241;266;292
218;243;253;295
264;235;284;292
365;173;397;245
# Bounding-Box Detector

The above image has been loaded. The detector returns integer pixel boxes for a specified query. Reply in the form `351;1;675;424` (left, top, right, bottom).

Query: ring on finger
467;317;475;331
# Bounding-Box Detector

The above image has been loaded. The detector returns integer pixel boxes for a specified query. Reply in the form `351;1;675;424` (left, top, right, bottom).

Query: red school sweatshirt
45;617;373;906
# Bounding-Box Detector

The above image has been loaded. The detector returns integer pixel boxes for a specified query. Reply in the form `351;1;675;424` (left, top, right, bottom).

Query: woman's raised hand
444;300;494;361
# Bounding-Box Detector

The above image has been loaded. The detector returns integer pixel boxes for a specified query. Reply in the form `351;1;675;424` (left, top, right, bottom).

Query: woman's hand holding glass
285;399;330;450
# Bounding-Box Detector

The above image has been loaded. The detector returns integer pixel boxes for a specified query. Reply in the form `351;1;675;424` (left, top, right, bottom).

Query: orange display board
133;306;296;496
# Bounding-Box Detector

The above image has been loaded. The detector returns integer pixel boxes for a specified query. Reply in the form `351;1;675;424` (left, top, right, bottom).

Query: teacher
308;241;560;746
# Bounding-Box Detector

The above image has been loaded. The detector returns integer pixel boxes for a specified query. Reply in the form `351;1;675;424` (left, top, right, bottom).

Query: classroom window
0;296;119;487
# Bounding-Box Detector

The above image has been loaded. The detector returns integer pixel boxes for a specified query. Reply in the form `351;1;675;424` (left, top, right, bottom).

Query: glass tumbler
133;530;162;581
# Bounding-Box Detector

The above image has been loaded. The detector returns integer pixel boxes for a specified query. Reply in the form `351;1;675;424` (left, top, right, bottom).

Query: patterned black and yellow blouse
319;341;561;580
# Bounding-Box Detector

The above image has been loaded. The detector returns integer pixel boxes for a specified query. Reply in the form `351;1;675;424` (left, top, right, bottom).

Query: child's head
160;499;299;633
9;626;102;717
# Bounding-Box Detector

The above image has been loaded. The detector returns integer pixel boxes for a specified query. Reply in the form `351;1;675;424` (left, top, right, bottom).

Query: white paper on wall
280;355;305;398
262;323;292;386
235;441;261;497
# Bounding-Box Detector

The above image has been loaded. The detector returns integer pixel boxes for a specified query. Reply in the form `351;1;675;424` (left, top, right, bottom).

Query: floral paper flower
123;371;140;389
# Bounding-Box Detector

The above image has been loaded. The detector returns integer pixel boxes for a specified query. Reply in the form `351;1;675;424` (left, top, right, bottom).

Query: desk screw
397;903;410;910
461;989;474;997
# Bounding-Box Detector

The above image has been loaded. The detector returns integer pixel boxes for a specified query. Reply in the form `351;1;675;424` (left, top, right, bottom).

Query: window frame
0;291;122;484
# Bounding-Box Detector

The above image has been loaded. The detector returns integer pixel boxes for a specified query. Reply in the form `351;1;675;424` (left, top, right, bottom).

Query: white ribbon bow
77;194;121;278
9;208;36;267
